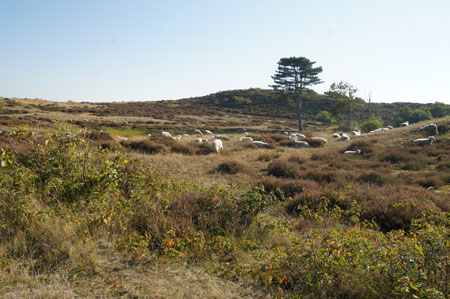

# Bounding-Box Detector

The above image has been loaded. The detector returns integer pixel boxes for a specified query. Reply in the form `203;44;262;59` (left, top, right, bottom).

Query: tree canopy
271;57;322;131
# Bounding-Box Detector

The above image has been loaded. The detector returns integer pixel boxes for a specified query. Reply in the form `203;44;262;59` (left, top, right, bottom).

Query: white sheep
117;136;128;141
332;133;340;138
386;126;394;130
311;137;327;144
183;134;190;137
215;135;230;141
212;139;223;153
351;130;361;136
343;149;361;155
205;130;214;135
401;121;409;127
147;133;152;137
161;131;172;138
172;135;182;141
244;132;249;135
412;136;436;146
370;128;383;133
283;132;289;135
419;124;438;136
340;133;350;141
252;141;269;148
239;137;253;142
292;140;310;148
193;129;203;135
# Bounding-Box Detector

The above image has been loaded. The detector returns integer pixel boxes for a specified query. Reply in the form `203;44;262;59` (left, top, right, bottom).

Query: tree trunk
295;94;303;131
346;100;350;130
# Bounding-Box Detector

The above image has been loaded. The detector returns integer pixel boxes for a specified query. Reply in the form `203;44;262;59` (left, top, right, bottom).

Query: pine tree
271;57;322;131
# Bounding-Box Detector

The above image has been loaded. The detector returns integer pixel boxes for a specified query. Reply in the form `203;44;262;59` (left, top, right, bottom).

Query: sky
1;0;449;104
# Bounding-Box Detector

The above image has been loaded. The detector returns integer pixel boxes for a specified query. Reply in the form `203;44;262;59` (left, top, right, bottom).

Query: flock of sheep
153;122;440;155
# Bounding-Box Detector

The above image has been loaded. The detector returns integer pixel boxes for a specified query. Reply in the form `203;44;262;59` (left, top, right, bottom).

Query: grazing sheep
401;121;409;127
123;120;129;124
419;124;439;136
252;141;269;148
343;149;361;155
161;131;172;138
215;135;230;141
172;135;182;141
117;136;128;141
50;119;57;124
244;132;249;135
205;130;214;135
195;138;209;143
183;134;189;137
386;126;393;130
292;140;310;148
311;137;327;144
340;133;350;141
283;132;289;135
212;139;223;153
239;137;253;142
193;129;203;135
412;136;436;146
332;133;340;138
370;128;384;133
351;130;361;136
147;133;152;137
83;119;89;122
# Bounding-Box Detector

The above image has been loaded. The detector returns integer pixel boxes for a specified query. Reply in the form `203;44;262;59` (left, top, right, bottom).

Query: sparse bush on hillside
268;159;299;179
121;139;165;154
361;116;383;132
316;110;333;124
216;160;248;175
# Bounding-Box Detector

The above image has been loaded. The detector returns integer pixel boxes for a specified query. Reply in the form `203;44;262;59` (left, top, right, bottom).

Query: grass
0;108;449;297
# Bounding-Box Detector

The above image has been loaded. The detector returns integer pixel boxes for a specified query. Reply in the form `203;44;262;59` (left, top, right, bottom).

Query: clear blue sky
1;0;449;104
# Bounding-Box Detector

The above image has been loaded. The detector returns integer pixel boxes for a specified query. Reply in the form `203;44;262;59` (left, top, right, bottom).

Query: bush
85;130;113;141
216;160;248;174
121;139;165;154
259;177;318;198
357;172;387;186
268;159;299;179
171;143;196;155
361;116;383;132
316;110;333;124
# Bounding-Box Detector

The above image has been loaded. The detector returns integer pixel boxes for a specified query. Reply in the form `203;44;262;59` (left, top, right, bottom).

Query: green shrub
316;110;333;124
361;116;383;132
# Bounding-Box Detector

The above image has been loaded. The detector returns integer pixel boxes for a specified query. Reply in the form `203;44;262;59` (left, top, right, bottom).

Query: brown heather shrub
265;134;289;142
302;169;337;183
310;153;330;161
257;153;279;161
216;160;248;175
278;139;294;147
85;130;113;141
259;176;319;198
170;143;196;155
121;139;165;154
288;154;307;164
344;140;377;157
357;171;387;186
381;152;414;164
194;143;214;155
150;135;176;147
436;161;450;172
268;159;299;179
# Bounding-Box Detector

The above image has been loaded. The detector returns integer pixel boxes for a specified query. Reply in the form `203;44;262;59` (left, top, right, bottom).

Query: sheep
351;130;361;136
311;137;327;144
161;131;172;138
370;128;380;133
215;135;230;141
386;126;394;130
244;132;249;135
401;121;409;127
239;137;253;142
183;134;190;137
340;133;350;141
123;120;129;124
212;139;223;153
332;133;340;138
172;135;182;141
117;136;128;141
252;141;269;148
419;124;439;136
193;129;203;135
292;140;310;148
147;133;152;137
205;130;214;135
195;138;209;143
283;132;289;135
343;149;361;155
412;136;436;146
